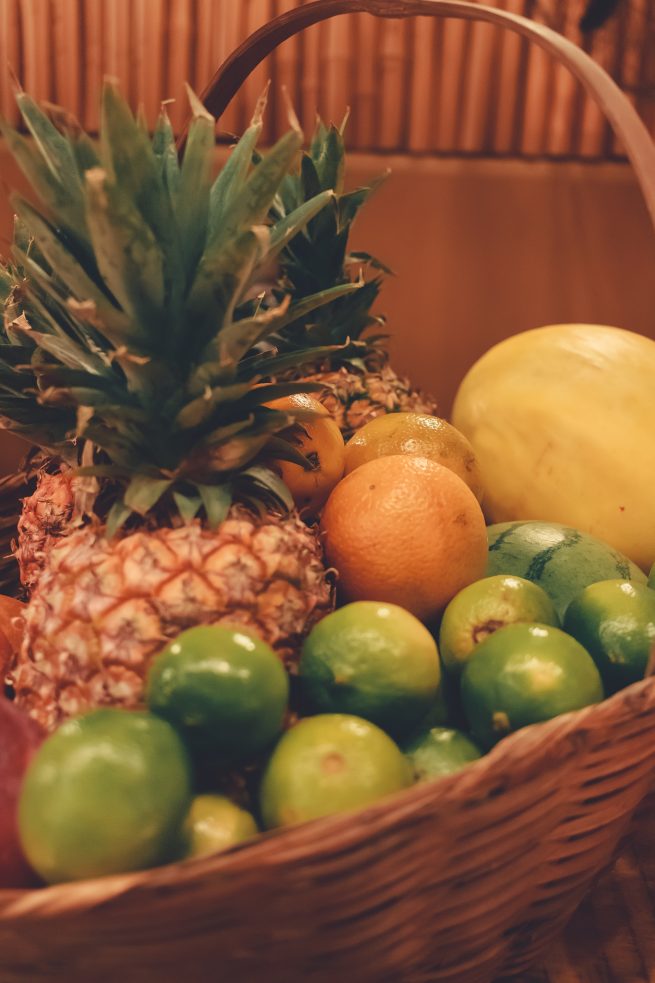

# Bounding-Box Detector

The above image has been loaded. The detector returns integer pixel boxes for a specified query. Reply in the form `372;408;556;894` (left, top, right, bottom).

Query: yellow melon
452;324;655;572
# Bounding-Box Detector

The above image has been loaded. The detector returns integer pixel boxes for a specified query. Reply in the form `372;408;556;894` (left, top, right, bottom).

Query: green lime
260;714;412;829
18;709;191;884
404;727;482;782
299;602;441;738
563;580;655;694
461;623;604;749
178;795;258;860
146;625;289;761
439;575;559;677
648;562;655;590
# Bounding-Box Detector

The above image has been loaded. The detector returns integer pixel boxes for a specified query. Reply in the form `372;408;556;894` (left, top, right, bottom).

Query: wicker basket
2;3;655;981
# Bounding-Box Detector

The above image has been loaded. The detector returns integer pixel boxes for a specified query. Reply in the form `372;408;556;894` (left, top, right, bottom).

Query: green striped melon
486;521;647;620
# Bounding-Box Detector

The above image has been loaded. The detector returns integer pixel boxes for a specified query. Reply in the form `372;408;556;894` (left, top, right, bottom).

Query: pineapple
0;85;358;730
0;456;45;597
270;119;438;441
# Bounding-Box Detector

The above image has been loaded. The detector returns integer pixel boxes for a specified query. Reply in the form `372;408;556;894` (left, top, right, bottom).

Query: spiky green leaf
312;124;344;195
173;490;203;523
124;475;173;515
175;94;215;286
197;483;232;530
12;196;132;343
267;189;334;261
0;119;88;241
105;500;134;537
187;226;269;354
84;167;164;347
214;128;303;249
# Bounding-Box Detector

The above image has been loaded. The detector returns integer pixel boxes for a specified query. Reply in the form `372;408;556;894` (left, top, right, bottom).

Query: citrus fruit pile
4;410;655;887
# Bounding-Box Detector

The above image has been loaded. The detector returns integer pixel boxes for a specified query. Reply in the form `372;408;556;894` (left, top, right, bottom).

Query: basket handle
190;0;655;231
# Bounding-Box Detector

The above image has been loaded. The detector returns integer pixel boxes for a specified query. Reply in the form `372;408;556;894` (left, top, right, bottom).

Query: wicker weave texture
0;679;654;982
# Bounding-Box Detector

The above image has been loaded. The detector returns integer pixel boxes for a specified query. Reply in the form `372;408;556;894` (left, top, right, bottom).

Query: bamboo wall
0;0;654;158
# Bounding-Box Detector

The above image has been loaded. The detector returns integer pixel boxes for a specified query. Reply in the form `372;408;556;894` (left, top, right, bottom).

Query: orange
0;596;26;679
320;455;488;622
266;394;345;516
344;413;483;501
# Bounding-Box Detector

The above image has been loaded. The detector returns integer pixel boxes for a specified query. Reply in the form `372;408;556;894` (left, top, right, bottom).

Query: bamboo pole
435;17;470;150
323;12;352;128
53;0;80;112
0;0;21;125
166;0;193;133
407;15;437;152
352;11;377;150
82;0;102;131
18;0;51;102
104;0;132;108
274;0;302;136
242;0;274;142
492;0;526;154
133;0;165;129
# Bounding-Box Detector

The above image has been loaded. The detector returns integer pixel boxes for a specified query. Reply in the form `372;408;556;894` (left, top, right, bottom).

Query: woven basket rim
2;671;654;921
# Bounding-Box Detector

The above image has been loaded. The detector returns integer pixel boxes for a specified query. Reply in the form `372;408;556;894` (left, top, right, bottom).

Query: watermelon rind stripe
525;531;582;581
487;524;526;554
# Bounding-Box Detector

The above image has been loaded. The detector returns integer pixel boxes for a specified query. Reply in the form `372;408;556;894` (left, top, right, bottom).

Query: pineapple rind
299;357;439;442
13;508;334;731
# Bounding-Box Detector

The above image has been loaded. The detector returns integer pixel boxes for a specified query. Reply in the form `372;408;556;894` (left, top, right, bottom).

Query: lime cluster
438;573;655;751
17;565;655;886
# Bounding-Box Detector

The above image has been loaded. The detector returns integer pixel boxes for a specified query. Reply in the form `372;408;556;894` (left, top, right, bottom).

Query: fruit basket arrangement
0;2;655;981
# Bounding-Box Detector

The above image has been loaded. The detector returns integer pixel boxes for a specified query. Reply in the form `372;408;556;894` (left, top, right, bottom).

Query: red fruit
0;699;43;887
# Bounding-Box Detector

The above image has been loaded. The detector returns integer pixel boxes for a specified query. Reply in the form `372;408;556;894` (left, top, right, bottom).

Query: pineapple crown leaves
271;115;392;355
0;83;360;528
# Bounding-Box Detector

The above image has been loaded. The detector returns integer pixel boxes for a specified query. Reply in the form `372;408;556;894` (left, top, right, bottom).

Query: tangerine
320;455;488;622
266;394;345;516
0;596;26;681
344;413;483;501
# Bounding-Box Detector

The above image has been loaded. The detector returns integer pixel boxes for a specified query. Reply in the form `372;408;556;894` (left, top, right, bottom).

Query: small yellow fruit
344;412;483;501
266;394;345;516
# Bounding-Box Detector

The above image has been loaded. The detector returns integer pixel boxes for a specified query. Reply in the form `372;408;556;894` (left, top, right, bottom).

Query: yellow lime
404;727;482;782
178;795;258;859
259;714;412;828
439;575;559;677
18;710;191;884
